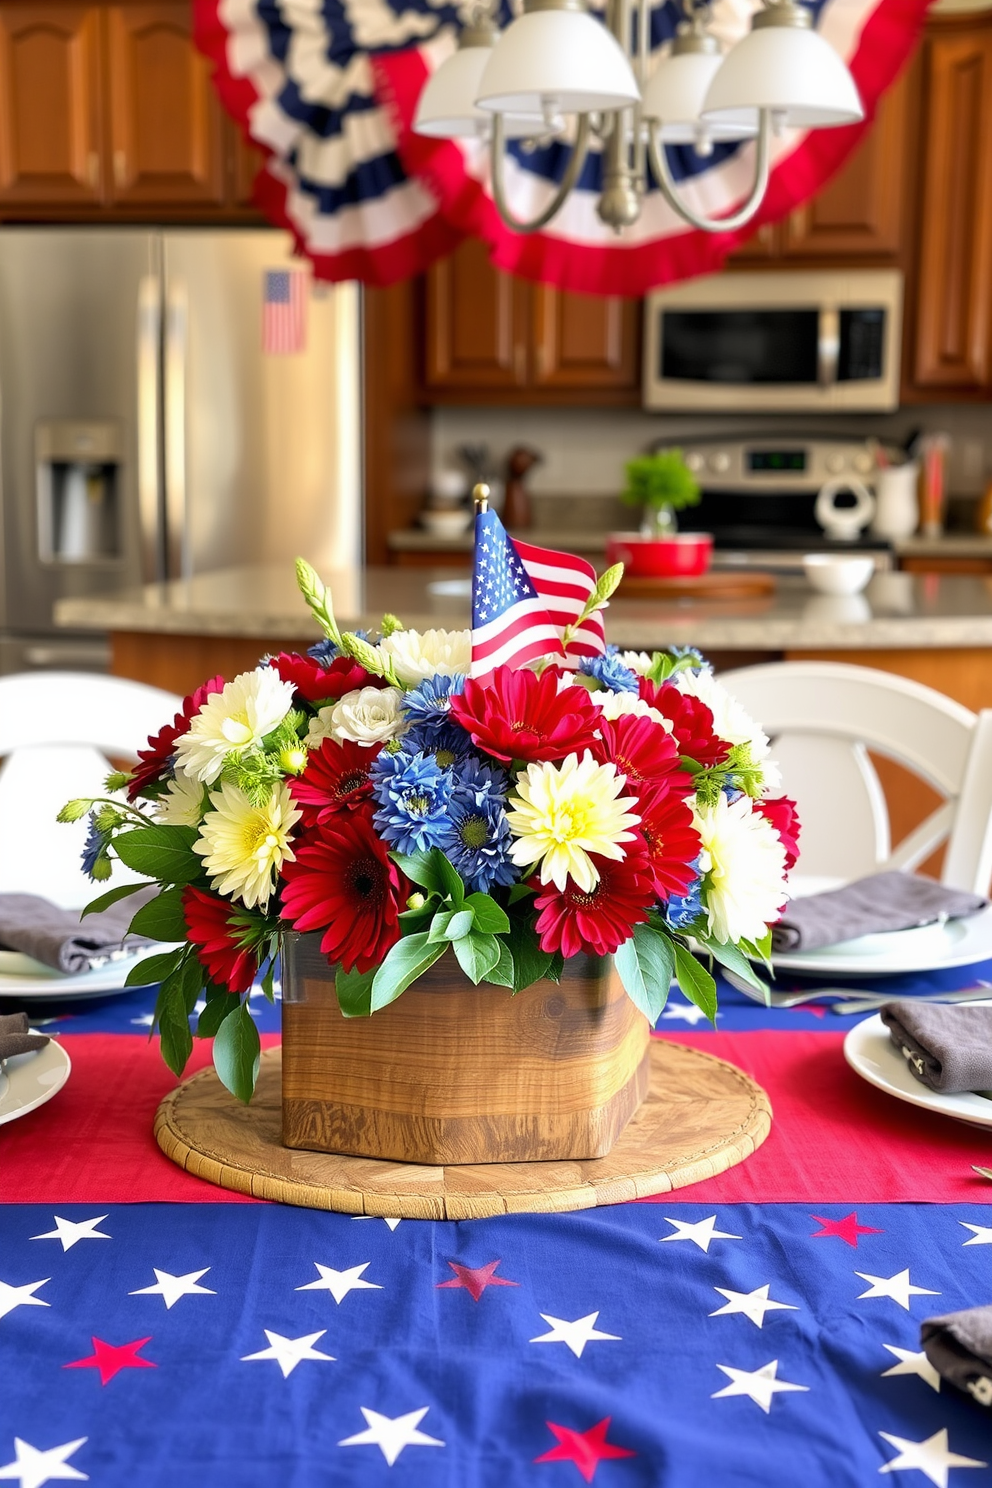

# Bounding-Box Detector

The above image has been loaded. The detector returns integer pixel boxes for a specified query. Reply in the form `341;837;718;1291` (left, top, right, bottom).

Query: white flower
694;793;788;945
619;650;653;676
194;780;300;910
592;689;670;729
674;669;780;788
379;628;472;686
175;669;295;785
307;686;405;748
155;771;205;827
506;751;641;893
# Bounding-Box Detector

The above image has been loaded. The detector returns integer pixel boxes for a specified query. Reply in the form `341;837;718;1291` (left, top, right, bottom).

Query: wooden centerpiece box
280;932;652;1165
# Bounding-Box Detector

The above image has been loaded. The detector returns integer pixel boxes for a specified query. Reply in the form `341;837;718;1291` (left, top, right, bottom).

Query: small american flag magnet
262;268;307;354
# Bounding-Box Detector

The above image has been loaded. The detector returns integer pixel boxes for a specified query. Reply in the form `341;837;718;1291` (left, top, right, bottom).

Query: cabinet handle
513;343;526;383
86;151;100;189
113;150;127;188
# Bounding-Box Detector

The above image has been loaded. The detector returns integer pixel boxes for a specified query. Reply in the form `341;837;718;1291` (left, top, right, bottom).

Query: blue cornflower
403;717;474;771
306;631;370;666
669;645;709;673
402;674;466;723
664;869;704;932
441;758;515;893
81;814;106;880
370;749;453;854
579;652;639;694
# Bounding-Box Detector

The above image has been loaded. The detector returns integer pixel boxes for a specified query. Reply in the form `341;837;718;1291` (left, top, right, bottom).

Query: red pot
606;532;713;579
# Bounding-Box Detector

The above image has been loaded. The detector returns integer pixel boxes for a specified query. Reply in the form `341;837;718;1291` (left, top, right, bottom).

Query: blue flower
306;631;370;666
440;758;515;893
402;674;466;722
664;869;704;931
669;645;709;673
370;749;453;854
579;652;639;694
403;718;473;771
81;815;106;880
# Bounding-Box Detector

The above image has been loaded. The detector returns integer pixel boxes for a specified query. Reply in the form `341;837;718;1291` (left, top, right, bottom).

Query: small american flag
262;268;307;354
471;509;606;679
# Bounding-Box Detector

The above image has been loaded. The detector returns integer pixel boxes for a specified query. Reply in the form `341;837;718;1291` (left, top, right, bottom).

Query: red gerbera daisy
638;679;731;767
531;839;657;958
268;652;382;704
128;675;226;800
280;812;408;973
755;795;801;871
593;713;693;796
449;666;601;764
182;886;259;995
636;784;702;900
290;738;381;825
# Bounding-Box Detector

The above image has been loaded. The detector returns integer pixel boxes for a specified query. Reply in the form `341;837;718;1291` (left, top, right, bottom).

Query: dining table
2;957;991;1488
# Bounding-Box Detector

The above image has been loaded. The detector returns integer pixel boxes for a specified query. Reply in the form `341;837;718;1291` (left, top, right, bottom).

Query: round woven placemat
154;1041;771;1220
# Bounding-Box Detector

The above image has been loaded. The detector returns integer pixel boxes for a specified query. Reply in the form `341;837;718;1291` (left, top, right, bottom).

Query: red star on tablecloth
64;1335;157;1385
436;1260;519;1301
810;1212;884;1248
535;1417;636;1482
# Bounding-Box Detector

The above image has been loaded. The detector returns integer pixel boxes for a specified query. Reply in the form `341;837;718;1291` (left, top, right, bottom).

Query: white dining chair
0;671;181;908
721;659;992;895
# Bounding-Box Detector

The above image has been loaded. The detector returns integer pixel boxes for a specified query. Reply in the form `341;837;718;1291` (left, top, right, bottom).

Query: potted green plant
621;450;701;537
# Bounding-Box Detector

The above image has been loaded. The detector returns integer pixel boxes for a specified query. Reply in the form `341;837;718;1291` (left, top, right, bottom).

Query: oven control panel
654;436;887;492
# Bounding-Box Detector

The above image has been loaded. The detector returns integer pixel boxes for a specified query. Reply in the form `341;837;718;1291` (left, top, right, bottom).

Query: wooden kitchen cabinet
425;237;529;392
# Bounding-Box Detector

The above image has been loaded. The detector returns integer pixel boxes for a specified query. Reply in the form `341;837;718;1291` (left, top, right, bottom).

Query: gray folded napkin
922;1305;992;1409
0;889;156;974
880;1001;992;1093
771;871;987;953
0;1011;49;1059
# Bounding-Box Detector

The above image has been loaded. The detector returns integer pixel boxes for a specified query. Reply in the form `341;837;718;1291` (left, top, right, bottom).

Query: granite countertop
54;564;992;650
389;528;992;558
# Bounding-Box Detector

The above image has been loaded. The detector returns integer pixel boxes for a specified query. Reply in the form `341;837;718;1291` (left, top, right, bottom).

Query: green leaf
507;883;534;906
453;929;501;984
481;938;515;989
80;881;148;918
392;849;442;895
212;999;261;1104
370;933;446;1012
196;988;239;1039
464;893;510;935
504;912;553;994
614;923;675;1026
697;933;768;996
113;825;202;885
443;909;476;941
125;946;186;988
546;952;565;984
260;959;277;1004
672;940;718;1023
427;908;456;944
155;957;201;1076
57;797;96;824
336;964;376;1017
128;885;188;943
431;849;465;908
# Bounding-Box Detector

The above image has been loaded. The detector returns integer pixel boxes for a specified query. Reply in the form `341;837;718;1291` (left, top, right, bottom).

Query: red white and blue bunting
195;0;935;294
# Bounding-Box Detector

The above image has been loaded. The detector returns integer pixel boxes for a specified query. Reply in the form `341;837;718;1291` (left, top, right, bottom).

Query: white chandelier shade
702;20;865;128
415;39;544;138
641;47;757;142
474;7;641;116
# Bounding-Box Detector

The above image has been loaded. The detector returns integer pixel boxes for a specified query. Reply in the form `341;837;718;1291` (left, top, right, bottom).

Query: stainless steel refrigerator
0;228;361;673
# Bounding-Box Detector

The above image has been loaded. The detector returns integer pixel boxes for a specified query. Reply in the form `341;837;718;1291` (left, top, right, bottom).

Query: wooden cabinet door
782;74;910;260
531;285;640;394
105;3;224;206
230;124;265;207
911;20;992;391
424;238;529;392
0;5;103;204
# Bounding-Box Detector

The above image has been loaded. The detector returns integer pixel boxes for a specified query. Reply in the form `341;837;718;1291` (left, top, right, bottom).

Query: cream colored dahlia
194;780;300;910
155;771;205;828
694;793;789;945
674;668;780;787
506;751;641;893
306;686;405;748
175;669;296;785
379;628;472;686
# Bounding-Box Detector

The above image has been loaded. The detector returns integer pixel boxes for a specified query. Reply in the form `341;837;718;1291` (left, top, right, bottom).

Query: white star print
129;1014;155;1028
712;1359;809;1413
296;1262;382;1304
352;1217;402;1231
856;1269;939;1311
661;1001;713;1026
0;1279;50;1321
879;1429;986;1487
339;1408;444;1466
129;1268;216;1310
530;1311;621;1358
709;1285;799;1328
30;1216;110;1252
960;1222;992;1245
241;1329;335;1378
881;1345;941;1392
0;1437;88;1488
660;1216;742;1252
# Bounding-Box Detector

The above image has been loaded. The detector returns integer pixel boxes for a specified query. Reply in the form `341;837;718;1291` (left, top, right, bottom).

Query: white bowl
421;509;472;538
802;553;874;595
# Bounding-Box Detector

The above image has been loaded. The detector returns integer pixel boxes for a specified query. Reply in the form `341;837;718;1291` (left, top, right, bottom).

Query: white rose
379;628;472;686
307;686;405;748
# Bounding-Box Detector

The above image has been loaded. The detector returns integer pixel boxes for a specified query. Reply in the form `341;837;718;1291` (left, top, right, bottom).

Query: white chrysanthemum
674;668;781;788
694;793;788;945
155;771;205;827
306;686;405;748
194;780;300;910
506;751;641;893
619;650;653;676
379;628;472;686
175;669;295;785
592;689;670;729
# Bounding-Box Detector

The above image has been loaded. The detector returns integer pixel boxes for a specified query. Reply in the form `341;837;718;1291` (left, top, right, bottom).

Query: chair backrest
0;672;182;909
721;660;992;894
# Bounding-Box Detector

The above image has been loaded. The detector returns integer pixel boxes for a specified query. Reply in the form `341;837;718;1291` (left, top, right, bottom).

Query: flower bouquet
62;546;798;1116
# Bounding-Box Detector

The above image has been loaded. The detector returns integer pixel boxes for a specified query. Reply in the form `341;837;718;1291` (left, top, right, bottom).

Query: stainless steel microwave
643;269;903;412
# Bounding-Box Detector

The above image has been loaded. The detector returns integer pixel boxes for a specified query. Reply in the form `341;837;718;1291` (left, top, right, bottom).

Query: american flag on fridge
262;269;307;354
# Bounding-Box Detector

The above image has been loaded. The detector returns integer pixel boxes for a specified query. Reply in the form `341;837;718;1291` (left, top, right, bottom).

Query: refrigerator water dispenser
36;421;124;565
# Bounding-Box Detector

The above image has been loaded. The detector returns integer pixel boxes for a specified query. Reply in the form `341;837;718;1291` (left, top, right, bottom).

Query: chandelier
413;0;864;234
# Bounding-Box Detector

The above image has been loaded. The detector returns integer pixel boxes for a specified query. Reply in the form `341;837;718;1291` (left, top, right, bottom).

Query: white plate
0;1039;71;1124
843;1010;992;1129
769;903;992;977
0;943;175;1000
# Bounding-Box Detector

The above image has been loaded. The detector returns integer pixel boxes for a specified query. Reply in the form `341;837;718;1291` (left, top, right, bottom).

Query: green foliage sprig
621;451;701;513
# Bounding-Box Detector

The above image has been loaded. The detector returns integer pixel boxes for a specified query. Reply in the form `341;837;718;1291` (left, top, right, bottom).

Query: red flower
637;784;702;900
290;738;381;825
183;886;258;995
593;713;693;796
268;652;382;704
280;812;408;973
638;680;731;767
128;676;226;799
755;795;801;871
449;667;601;764
532;840;657;958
